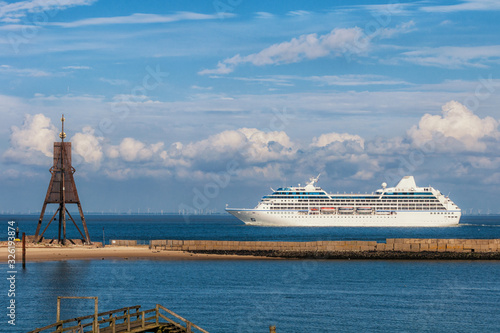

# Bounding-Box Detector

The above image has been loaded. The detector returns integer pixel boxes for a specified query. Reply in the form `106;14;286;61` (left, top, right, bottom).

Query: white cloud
399;45;500;68
468;157;500;169
483;172;500;185
2;113;56;165
352;169;375;180
108;137;164;162
239;128;295;162
191;85;213;90
307;74;409;86
156;128;296;179
199;27;366;75
3;101;499;198
238;163;284;180
226;74;409;87
0;0;96;21
0;23;36;30
311;132;365;149
0;94;26;113
2;113;106;167
198;62;234;76
104;168;132;180
287;10;311;16
255;12;274;19
376;20;416;39
365;136;409;155
421;0;500;12
0;64;51;77
99;78;129;86
199;21;415;75
172;128;295;165
231;76;294;86
355;2;413;15
31;93;105;104
71;126;103;165
180;129;247;159
408;100;499;151
51;12;234;28
2;168;39;179
63;65;91;70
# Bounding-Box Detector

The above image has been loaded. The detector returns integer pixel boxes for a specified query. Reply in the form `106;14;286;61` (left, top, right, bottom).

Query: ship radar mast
307;174;320;186
304;174;321;191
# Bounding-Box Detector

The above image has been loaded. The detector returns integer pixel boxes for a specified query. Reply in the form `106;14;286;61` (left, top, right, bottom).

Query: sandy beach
1;245;275;262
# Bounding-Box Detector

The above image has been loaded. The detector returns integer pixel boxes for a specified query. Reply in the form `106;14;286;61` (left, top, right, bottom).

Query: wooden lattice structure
34;115;91;244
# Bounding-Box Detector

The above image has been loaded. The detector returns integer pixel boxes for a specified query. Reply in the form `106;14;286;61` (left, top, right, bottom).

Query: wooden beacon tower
34;115;91;244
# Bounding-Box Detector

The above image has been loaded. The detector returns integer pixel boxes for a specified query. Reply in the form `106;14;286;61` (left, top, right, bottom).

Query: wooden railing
28;304;208;333
156;304;209;333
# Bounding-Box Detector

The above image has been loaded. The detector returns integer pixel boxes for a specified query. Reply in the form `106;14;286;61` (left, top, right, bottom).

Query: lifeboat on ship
320;207;336;214
309;207;320;215
338;207;354;214
356;207;373;214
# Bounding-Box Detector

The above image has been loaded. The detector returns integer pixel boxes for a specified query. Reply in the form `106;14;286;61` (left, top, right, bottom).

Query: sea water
8;260;500;332
4;214;500;243
2;214;500;332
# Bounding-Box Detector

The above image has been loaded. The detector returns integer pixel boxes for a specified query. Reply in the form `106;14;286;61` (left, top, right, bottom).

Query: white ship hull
227;209;461;227
226;176;462;227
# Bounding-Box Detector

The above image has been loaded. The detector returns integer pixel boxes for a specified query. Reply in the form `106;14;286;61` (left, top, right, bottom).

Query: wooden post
127;309;131;331
56;296;61;322
155;304;159;325
186;322;192;333
94;297;99;333
270;325;276;333
54;296;99;333
22;232;26;269
112;317;116;333
141;311;145;328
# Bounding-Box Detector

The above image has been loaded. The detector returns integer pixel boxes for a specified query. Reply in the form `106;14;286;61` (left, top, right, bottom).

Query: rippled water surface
9;260;500;332
2;214;500;332
3;214;500;243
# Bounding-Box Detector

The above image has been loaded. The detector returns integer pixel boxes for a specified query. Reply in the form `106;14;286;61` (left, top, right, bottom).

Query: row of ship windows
296;198;439;202
297;199;439;203
269;203;445;207
265;196;329;199
431;212;457;214
266;212;397;217
268;207;444;209
273;192;325;195
274;191;434;196
267;196;438;200
268;207;447;210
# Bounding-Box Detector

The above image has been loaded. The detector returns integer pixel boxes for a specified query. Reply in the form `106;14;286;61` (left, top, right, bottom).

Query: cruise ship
226;175;461;227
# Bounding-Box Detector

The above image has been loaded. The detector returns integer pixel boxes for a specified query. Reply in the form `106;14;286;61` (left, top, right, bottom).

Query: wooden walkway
28;304;209;333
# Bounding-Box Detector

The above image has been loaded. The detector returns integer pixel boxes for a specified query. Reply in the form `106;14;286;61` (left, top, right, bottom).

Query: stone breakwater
148;238;500;252
142;239;500;260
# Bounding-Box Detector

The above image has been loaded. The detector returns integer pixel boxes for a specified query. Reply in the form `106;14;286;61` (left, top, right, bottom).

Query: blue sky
1;0;499;214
